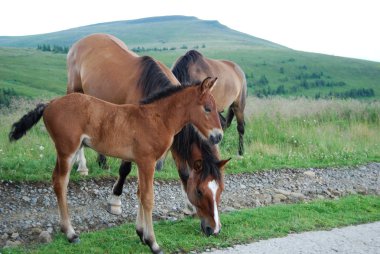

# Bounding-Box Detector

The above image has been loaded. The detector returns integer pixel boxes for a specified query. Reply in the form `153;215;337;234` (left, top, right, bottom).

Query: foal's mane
138;56;178;98
140;84;188;105
172;50;206;85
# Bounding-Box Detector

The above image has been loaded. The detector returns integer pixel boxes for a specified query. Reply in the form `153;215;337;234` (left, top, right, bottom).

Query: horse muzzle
209;129;223;145
201;219;221;236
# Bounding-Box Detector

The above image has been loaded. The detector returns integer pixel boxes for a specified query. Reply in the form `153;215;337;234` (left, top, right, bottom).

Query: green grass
0;47;66;97
2;195;379;253
0;97;379;182
1;46;379;102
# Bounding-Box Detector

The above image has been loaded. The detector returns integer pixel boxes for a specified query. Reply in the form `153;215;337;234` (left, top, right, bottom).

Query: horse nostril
217;133;223;142
206;226;213;236
210;133;222;144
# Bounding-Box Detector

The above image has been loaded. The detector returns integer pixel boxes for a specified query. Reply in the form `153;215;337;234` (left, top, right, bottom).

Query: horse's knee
237;122;245;135
141;198;154;210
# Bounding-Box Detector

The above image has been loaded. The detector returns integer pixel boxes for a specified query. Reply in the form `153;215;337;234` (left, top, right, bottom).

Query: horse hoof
69;235;80;244
77;169;89;176
107;204;122;215
236;155;244;160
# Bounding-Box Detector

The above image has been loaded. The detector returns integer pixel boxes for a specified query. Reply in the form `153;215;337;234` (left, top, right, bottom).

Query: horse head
185;156;230;236
190;77;223;145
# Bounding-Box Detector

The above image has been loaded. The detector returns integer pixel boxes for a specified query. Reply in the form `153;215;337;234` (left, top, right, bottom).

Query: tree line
37;44;69;54
131;44;206;53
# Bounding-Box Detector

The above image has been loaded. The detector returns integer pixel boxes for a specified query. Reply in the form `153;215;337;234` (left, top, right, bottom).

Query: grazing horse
9;79;222;254
67;34;228;234
172;50;247;156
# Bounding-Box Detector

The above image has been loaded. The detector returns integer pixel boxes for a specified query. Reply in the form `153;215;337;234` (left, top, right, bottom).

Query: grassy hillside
0;15;379;101
0;47;379;101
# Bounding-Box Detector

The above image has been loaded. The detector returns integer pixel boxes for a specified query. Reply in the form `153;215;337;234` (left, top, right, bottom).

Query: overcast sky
2;0;379;62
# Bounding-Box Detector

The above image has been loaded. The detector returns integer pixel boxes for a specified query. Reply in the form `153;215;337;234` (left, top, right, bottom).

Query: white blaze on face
207;180;220;234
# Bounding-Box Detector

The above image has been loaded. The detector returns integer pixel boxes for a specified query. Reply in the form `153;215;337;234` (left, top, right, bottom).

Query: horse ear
217;158;231;169
193;160;203;172
200;77;218;94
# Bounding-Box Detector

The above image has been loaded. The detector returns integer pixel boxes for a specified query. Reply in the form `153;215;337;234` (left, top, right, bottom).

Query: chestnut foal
9;77;222;254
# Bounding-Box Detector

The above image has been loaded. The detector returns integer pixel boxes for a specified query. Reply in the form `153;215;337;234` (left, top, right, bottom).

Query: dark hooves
69;235;80;244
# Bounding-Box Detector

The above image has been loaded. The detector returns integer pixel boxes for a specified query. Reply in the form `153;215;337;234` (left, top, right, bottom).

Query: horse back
43;93;142;158
67;33;144;104
192;58;246;111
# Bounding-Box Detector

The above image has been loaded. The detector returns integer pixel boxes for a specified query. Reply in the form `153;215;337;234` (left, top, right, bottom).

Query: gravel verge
0;162;379;248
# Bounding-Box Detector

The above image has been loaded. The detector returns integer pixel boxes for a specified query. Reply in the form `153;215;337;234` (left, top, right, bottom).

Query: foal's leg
76;147;89;176
136;162;162;254
107;161;132;215
53;155;79;243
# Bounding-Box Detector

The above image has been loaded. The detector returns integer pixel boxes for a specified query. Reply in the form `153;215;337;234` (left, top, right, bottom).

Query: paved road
204;222;380;254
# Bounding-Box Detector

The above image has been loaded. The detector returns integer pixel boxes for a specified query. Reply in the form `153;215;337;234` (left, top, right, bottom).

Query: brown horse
67;33;179;173
172;50;247;156
9;79;222;254
67;34;228;233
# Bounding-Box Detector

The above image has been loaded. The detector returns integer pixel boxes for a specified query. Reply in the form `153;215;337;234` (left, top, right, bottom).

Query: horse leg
136;162;162;254
155;153;167;171
76;147;89;176
233;105;245;156
53;154;79;243
107;161;132;215
97;153;109;169
225;106;235;130
218;112;227;129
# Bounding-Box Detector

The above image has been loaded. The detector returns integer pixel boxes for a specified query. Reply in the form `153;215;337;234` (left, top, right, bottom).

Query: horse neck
148;88;196;135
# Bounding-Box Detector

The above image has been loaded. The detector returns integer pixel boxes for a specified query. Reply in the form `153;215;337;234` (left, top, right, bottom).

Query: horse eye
196;188;203;197
204;106;211;113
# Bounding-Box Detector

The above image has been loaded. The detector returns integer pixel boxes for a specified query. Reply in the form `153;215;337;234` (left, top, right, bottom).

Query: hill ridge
0;15;284;49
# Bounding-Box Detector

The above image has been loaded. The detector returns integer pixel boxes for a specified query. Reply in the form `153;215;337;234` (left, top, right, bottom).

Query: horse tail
9;103;48;142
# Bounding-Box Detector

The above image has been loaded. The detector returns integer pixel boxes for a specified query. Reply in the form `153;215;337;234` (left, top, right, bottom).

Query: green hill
0;15;379;102
0;16;283;49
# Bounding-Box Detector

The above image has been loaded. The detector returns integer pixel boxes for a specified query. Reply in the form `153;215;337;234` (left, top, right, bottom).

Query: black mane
140;84;188;104
172;50;205;85
138;56;178;98
139;51;222;181
172;125;222;181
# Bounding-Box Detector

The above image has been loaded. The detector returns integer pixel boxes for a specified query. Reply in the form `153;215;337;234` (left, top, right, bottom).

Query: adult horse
67;34;227;235
9;80;223;253
172;50;247;156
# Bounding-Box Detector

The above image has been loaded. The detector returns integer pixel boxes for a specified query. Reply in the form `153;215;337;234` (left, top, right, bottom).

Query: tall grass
221;97;380;172
0;97;379;181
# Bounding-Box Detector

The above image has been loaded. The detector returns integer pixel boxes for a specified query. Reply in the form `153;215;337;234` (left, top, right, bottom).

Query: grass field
1;97;379;182
1;46;379;102
2;195;379;253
